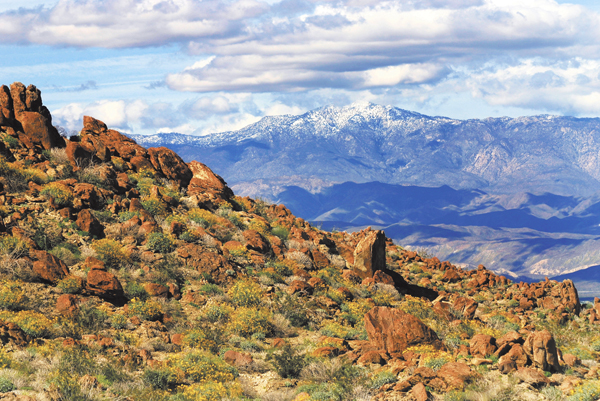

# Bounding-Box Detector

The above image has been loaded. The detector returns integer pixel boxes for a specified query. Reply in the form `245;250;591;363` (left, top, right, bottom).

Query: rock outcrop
353;230;386;279
364;306;443;354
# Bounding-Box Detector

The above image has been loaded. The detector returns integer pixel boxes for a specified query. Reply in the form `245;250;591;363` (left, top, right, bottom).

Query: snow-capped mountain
130;102;600;197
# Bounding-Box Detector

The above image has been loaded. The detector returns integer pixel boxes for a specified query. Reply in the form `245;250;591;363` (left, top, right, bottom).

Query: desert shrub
296;382;349;401
0;156;47;191
277;294;309;328
204;304;233;323
248;220;270;236
423;353;453;371
341;299;374;326
142;197;168;216
267;261;292;277
127;298;163;321
7;311;52;337
368;370;397;389
180;229;201;243
228;245;249;259
111;313;128;329
72;302;108;332
146;232;174;254
0;236;28;257
372;290;395;307
199;283;223;296
228;279;263;307
49;243;81;266
180;381;242;401
40;182;73;207
0;280;27;310
240;339;262;352
183;328;218;352
143;367;178;391
320;322;361;340
125;281;149;301
118;210;141;222
271;225;289;241
227;307;271;337
399;296;435;321
57;276;82;294
92;238;127;269
171;350;238;383
188;208;218;228
268;344;305;378
0;376;14;393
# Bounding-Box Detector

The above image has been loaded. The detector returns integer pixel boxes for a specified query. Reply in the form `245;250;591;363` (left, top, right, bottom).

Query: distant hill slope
260;181;600;280
131;102;600;197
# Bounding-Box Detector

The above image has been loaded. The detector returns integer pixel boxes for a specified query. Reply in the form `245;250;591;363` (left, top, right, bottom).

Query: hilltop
0;83;599;401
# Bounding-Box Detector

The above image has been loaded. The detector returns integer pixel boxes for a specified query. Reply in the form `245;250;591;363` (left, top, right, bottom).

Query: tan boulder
452;297;478;320
56;294;80;316
469;334;496;358
498;344;529;369
353;230;386;279
523;330;560;372
513;367;550;387
187;160;234;202
223;350;253;368
364;306;443;354
287;280;313;295
243;229;270;254
147;147;192;188
436;362;479;390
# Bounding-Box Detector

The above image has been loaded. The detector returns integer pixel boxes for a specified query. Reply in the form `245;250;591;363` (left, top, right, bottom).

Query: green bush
142;197;167;216
143;367;177;391
368;370;397;389
0;376;14;393
204;304;233;323
110;313;128;329
125;281;149;301
146;232;174;254
118;211;141;222
57;277;82;294
0;280;27;310
227;307;271;337
92;239;127;269
268;344;305;378
271;226;289;240
127;298;163;321
199;283;223;296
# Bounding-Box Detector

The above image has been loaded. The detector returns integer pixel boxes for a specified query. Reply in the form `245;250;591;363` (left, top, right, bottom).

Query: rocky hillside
0;83;599;401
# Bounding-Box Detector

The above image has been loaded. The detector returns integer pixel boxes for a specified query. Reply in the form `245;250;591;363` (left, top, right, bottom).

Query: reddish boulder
312;347;340;358
373;270;395;285
498;344;529;369
223;350;253;368
243;230;270;254
353;230;386;279
147;147;193;188
73;183;104;210
412;382;430;401
437;362;479;390
86;269;125;304
357;350;385;366
187;161;234;203
523;330;560;372
364;306;443;354
287;280;313;295
514;367;550;387
76;209;104;238
453;297;478;320
178;244;236;284
442;269;461;283
32;250;70;284
56;294;80;316
144;283;169;298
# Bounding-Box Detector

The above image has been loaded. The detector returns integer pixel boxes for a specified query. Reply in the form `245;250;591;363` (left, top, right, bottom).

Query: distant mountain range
131;102;600;197
130;103;600;293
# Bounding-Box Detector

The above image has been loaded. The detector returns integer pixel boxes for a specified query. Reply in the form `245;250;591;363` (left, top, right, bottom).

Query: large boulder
469;334;496;358
353;230;386;280
76;209;104;238
0;320;30;348
186;161;234;207
364;306;443;354
32;250;70;284
148;147;193;187
523;330;560;372
86;267;125;304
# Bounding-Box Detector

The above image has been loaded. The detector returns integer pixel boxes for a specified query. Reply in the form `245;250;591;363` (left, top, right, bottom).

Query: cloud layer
5;0;600;135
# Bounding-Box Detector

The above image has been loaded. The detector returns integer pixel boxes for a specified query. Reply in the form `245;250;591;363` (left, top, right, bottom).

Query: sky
2;0;600;136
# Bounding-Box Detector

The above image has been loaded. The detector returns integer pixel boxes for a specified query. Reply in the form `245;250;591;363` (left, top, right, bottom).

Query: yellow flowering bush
180;381;242;401
0;310;53;338
183;328;217;351
0;236;29;257
127;298;163;321
247;220;270;236
0;349;11;369
141;197;168;216
568;380;600;401
228;279;263;307
228;245;249;259
188;208;219;227
170;350;238;384
372;290;395;307
320;322;361;340
227;307;271;337
0;280;27;310
92;238;127;269
40;182;73;207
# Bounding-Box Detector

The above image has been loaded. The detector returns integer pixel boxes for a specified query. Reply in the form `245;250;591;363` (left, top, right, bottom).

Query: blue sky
2;0;600;136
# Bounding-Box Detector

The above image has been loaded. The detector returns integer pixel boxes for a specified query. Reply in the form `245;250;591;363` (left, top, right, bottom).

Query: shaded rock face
523;330;560;372
353;230;386;279
148;147;192;188
0;320;30;348
76;209;104;238
0;83;64;150
364;306;443;354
